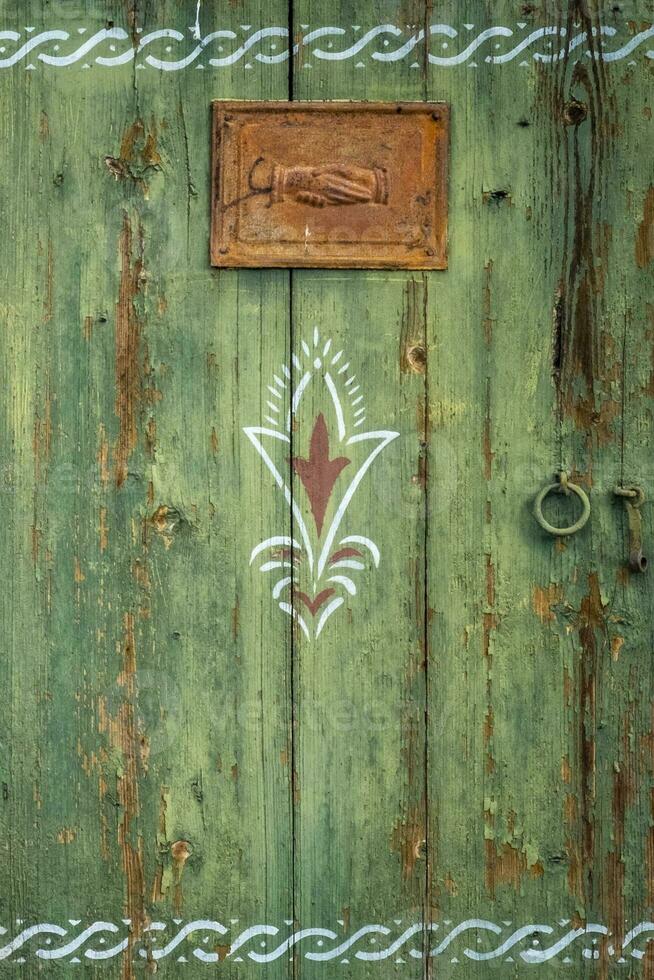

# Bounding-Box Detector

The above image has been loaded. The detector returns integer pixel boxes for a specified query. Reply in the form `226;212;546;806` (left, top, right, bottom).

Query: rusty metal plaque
211;101;449;270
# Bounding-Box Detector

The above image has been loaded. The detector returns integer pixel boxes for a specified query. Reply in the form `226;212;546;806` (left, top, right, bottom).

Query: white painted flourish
1;919;654;963
0;23;652;70
244;329;399;640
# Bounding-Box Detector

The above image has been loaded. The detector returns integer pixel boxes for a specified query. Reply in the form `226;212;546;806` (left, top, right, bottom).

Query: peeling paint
391;805;426;880
114;213;146;489
636;186;654;268
532;583;564;623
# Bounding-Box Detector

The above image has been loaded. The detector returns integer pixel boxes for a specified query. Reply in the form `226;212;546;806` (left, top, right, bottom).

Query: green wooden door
1;1;653;975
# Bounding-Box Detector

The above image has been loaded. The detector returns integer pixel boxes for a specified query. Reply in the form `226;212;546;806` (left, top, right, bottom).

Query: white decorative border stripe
2;919;654;964
0;23;653;70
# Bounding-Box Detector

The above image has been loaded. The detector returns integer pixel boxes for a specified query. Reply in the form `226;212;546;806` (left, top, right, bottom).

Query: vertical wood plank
0;1;293;975
423;3;654;976
289;3;432;976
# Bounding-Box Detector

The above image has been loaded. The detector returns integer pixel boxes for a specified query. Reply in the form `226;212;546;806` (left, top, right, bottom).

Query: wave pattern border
0;24;653;71
1;918;654;964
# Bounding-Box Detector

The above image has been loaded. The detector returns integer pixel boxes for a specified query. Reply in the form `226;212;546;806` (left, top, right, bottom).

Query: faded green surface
0;1;653;976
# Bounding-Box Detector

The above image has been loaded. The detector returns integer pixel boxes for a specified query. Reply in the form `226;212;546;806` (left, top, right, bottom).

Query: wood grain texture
0;0;293;976
0;0;653;977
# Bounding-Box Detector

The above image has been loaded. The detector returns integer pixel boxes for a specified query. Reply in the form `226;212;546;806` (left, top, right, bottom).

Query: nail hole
483;189;511;207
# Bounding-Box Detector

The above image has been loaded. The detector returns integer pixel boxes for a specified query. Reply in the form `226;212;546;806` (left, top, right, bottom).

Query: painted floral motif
244;329;399;639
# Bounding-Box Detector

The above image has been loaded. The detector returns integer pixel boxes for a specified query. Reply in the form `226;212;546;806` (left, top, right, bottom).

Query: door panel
0;1;653;976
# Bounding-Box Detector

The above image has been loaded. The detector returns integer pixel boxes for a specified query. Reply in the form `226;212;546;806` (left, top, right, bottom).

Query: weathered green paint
0;1;653;976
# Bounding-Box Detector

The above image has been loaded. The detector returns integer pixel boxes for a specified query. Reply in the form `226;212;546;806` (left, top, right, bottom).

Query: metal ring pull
533;472;591;537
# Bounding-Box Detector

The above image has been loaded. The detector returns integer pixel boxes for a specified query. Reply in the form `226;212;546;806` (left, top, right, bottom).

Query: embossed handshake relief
247;158;390;209
211;100;449;268
275;162;388;208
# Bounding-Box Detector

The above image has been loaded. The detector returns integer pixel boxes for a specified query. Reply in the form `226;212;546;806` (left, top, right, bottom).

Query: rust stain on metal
262;161;389;208
211;101;449;269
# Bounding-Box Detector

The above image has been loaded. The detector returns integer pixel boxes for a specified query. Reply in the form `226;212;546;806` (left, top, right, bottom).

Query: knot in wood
563;100;588;126
406;345;427;374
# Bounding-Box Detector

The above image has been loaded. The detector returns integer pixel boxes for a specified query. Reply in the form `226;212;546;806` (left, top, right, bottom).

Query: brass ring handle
533;476;591;537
